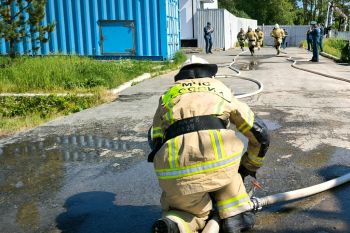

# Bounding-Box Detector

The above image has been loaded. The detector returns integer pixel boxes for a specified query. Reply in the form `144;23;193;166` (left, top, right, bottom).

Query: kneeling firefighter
148;55;270;233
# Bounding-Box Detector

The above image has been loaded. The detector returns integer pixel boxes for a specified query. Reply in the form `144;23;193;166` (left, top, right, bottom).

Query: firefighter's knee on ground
221;211;256;233
152;217;180;233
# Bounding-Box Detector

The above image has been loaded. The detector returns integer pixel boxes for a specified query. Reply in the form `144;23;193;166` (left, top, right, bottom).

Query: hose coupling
251;197;263;212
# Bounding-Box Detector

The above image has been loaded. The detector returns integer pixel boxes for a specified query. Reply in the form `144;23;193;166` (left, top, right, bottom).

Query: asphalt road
0;47;350;233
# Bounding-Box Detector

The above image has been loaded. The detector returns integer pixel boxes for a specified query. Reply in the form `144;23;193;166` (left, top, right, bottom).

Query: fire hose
201;53;350;233
202;172;350;233
216;50;264;99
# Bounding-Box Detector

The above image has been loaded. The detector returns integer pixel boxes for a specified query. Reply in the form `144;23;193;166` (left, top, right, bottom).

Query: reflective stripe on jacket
151;78;263;195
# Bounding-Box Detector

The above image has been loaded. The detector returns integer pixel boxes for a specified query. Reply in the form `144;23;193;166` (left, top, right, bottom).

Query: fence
260;25;309;47
332;31;350;40
197;9;257;50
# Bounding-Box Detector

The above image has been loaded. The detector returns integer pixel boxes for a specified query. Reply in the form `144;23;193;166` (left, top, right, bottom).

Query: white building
180;0;257;50
180;0;218;47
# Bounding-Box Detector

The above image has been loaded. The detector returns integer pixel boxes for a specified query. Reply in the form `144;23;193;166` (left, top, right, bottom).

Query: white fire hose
202;54;350;233
202;172;350;233
216;50;264;99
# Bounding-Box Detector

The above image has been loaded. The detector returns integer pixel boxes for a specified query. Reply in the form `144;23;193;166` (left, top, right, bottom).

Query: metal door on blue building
99;20;136;55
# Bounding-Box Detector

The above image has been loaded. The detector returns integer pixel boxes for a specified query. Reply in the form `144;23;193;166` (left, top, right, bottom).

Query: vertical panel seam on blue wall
92;0;100;55
101;0;107;20
159;0;167;60
118;0;125;19
135;0;143;56
144;0;151;56
74;0;84;55
65;0;76;54
57;0;67;53
48;0;58;53
150;0;159;55
126;0;133;20
24;5;32;54
83;0;93;55
109;0;116;20
40;7;49;55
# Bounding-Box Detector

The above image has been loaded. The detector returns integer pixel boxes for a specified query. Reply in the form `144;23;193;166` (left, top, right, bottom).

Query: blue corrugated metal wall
0;0;180;60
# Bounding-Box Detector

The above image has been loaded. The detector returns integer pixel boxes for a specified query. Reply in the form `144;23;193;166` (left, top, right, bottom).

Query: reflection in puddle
0;134;147;232
1;135;146;162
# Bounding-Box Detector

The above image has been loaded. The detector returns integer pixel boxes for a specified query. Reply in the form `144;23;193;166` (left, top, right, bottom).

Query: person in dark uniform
204;22;214;54
318;23;324;52
310;21;321;62
306;28;313;51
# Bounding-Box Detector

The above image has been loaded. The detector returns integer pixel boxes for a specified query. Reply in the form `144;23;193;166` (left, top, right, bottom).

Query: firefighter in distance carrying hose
148;55;270;233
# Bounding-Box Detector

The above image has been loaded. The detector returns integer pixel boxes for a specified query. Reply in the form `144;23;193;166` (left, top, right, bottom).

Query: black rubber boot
152;218;180;233
221;211;256;233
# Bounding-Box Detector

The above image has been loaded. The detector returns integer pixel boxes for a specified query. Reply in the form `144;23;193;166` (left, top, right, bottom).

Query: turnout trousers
160;172;253;233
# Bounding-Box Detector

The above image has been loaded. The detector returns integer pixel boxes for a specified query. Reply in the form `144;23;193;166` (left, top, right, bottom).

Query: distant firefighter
246;27;258;56
255;28;264;50
270;24;285;55
237;28;246;51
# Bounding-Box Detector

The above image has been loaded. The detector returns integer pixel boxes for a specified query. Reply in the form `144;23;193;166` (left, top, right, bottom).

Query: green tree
295;0;350;26
219;0;296;25
218;0;251;18
0;0;55;57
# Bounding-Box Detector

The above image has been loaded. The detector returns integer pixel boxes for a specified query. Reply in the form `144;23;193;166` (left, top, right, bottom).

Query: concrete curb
109;66;181;95
320;51;341;62
110;72;152;95
0;93;94;97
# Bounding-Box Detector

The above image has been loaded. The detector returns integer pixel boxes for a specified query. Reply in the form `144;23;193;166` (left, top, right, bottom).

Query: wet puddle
250;107;350;232
0;134;152;233
116;92;159;102
236;61;260;71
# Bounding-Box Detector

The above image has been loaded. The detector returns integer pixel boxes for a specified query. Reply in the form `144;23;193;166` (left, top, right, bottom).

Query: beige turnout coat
151;78;263;196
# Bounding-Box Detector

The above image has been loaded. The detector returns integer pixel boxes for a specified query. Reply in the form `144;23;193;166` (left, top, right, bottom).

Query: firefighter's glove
238;165;256;181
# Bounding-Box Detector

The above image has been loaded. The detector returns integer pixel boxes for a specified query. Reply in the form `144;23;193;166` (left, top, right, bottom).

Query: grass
0;50;187;136
300;38;349;62
0;114;55;138
0;51;186;93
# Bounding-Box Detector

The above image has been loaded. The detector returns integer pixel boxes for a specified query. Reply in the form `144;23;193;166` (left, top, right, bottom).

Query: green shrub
173;50;187;64
300;38;349;62
324;38;343;58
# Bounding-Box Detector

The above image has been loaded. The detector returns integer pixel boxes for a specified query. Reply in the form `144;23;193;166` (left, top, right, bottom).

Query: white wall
180;0;218;40
180;0;196;40
197;9;257;50
333;31;350;40
224;13;258;49
203;0;218;9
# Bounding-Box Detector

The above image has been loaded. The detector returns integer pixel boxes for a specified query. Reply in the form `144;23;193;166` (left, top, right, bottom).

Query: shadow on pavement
56;191;161;233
